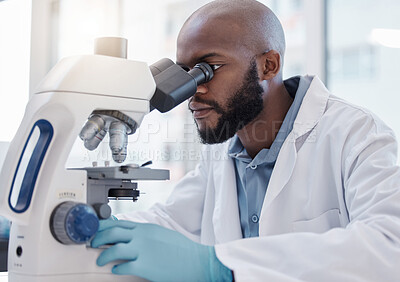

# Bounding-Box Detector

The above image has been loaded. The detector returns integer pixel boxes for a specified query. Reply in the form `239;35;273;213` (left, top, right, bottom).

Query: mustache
188;96;224;114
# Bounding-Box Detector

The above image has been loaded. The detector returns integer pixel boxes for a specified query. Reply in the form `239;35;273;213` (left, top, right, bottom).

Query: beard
192;59;264;144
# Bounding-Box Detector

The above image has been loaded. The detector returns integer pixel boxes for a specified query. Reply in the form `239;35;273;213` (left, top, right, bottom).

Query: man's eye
209;64;222;71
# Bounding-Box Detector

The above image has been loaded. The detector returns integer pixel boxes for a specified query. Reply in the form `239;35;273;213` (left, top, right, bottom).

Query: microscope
0;37;213;281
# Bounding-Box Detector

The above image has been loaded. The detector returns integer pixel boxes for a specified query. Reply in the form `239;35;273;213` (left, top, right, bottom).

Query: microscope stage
72;166;170;181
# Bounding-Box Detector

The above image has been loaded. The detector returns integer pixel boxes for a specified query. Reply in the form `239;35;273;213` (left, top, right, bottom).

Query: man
91;0;400;281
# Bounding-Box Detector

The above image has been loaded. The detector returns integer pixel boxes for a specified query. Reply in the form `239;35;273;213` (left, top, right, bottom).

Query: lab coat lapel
212;146;243;243
262;135;297;209
261;76;330;211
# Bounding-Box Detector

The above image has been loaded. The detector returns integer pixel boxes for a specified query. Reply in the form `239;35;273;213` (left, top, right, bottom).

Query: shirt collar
228;135;248;158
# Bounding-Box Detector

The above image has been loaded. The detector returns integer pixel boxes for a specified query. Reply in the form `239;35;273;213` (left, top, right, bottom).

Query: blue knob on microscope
51;201;99;244
72;206;99;239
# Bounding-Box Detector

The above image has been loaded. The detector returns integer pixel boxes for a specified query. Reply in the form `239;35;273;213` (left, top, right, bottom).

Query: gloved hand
91;219;233;282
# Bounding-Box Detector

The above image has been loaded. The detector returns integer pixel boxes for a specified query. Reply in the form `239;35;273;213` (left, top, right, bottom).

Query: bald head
178;0;286;64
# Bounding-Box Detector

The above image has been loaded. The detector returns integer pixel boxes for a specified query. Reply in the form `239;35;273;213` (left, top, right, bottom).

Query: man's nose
195;84;208;95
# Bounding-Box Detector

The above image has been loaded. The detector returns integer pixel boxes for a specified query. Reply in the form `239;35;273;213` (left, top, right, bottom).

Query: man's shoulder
325;94;393;135
327;94;373;115
309;94;397;154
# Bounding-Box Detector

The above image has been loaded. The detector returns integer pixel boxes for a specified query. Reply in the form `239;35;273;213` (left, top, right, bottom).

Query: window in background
263;0;307;78
0;0;31;142
327;0;400;153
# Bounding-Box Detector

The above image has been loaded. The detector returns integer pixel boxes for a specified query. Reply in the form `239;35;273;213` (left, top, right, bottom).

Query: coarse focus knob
50;201;99;245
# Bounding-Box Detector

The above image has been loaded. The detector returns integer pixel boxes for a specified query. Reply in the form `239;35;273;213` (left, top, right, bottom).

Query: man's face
177;17;265;144
189;59;264;144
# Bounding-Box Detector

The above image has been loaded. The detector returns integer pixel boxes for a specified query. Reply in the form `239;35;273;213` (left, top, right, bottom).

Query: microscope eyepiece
190;62;214;84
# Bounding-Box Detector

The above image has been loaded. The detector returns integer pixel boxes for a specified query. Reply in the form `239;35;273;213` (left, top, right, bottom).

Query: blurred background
0;0;399;216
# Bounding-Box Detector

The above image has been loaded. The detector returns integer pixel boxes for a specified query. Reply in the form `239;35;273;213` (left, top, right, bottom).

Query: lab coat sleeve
215;120;400;281
115;159;208;243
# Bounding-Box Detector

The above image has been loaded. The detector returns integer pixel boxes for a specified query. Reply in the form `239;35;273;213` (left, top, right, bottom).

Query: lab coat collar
290;75;330;140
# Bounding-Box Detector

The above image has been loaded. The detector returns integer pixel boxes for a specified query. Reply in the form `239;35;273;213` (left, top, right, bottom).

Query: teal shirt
228;76;312;238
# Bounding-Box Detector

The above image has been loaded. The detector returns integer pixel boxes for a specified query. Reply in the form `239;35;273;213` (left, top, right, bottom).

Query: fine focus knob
50;201;99;245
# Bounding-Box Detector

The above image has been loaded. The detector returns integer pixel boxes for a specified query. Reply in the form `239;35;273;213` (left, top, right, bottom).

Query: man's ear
259;50;281;80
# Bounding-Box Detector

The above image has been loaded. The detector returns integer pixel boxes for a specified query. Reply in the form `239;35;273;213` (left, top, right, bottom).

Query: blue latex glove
91;219;232;282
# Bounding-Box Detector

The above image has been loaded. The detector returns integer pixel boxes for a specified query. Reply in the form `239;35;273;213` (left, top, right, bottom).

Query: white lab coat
118;76;400;281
